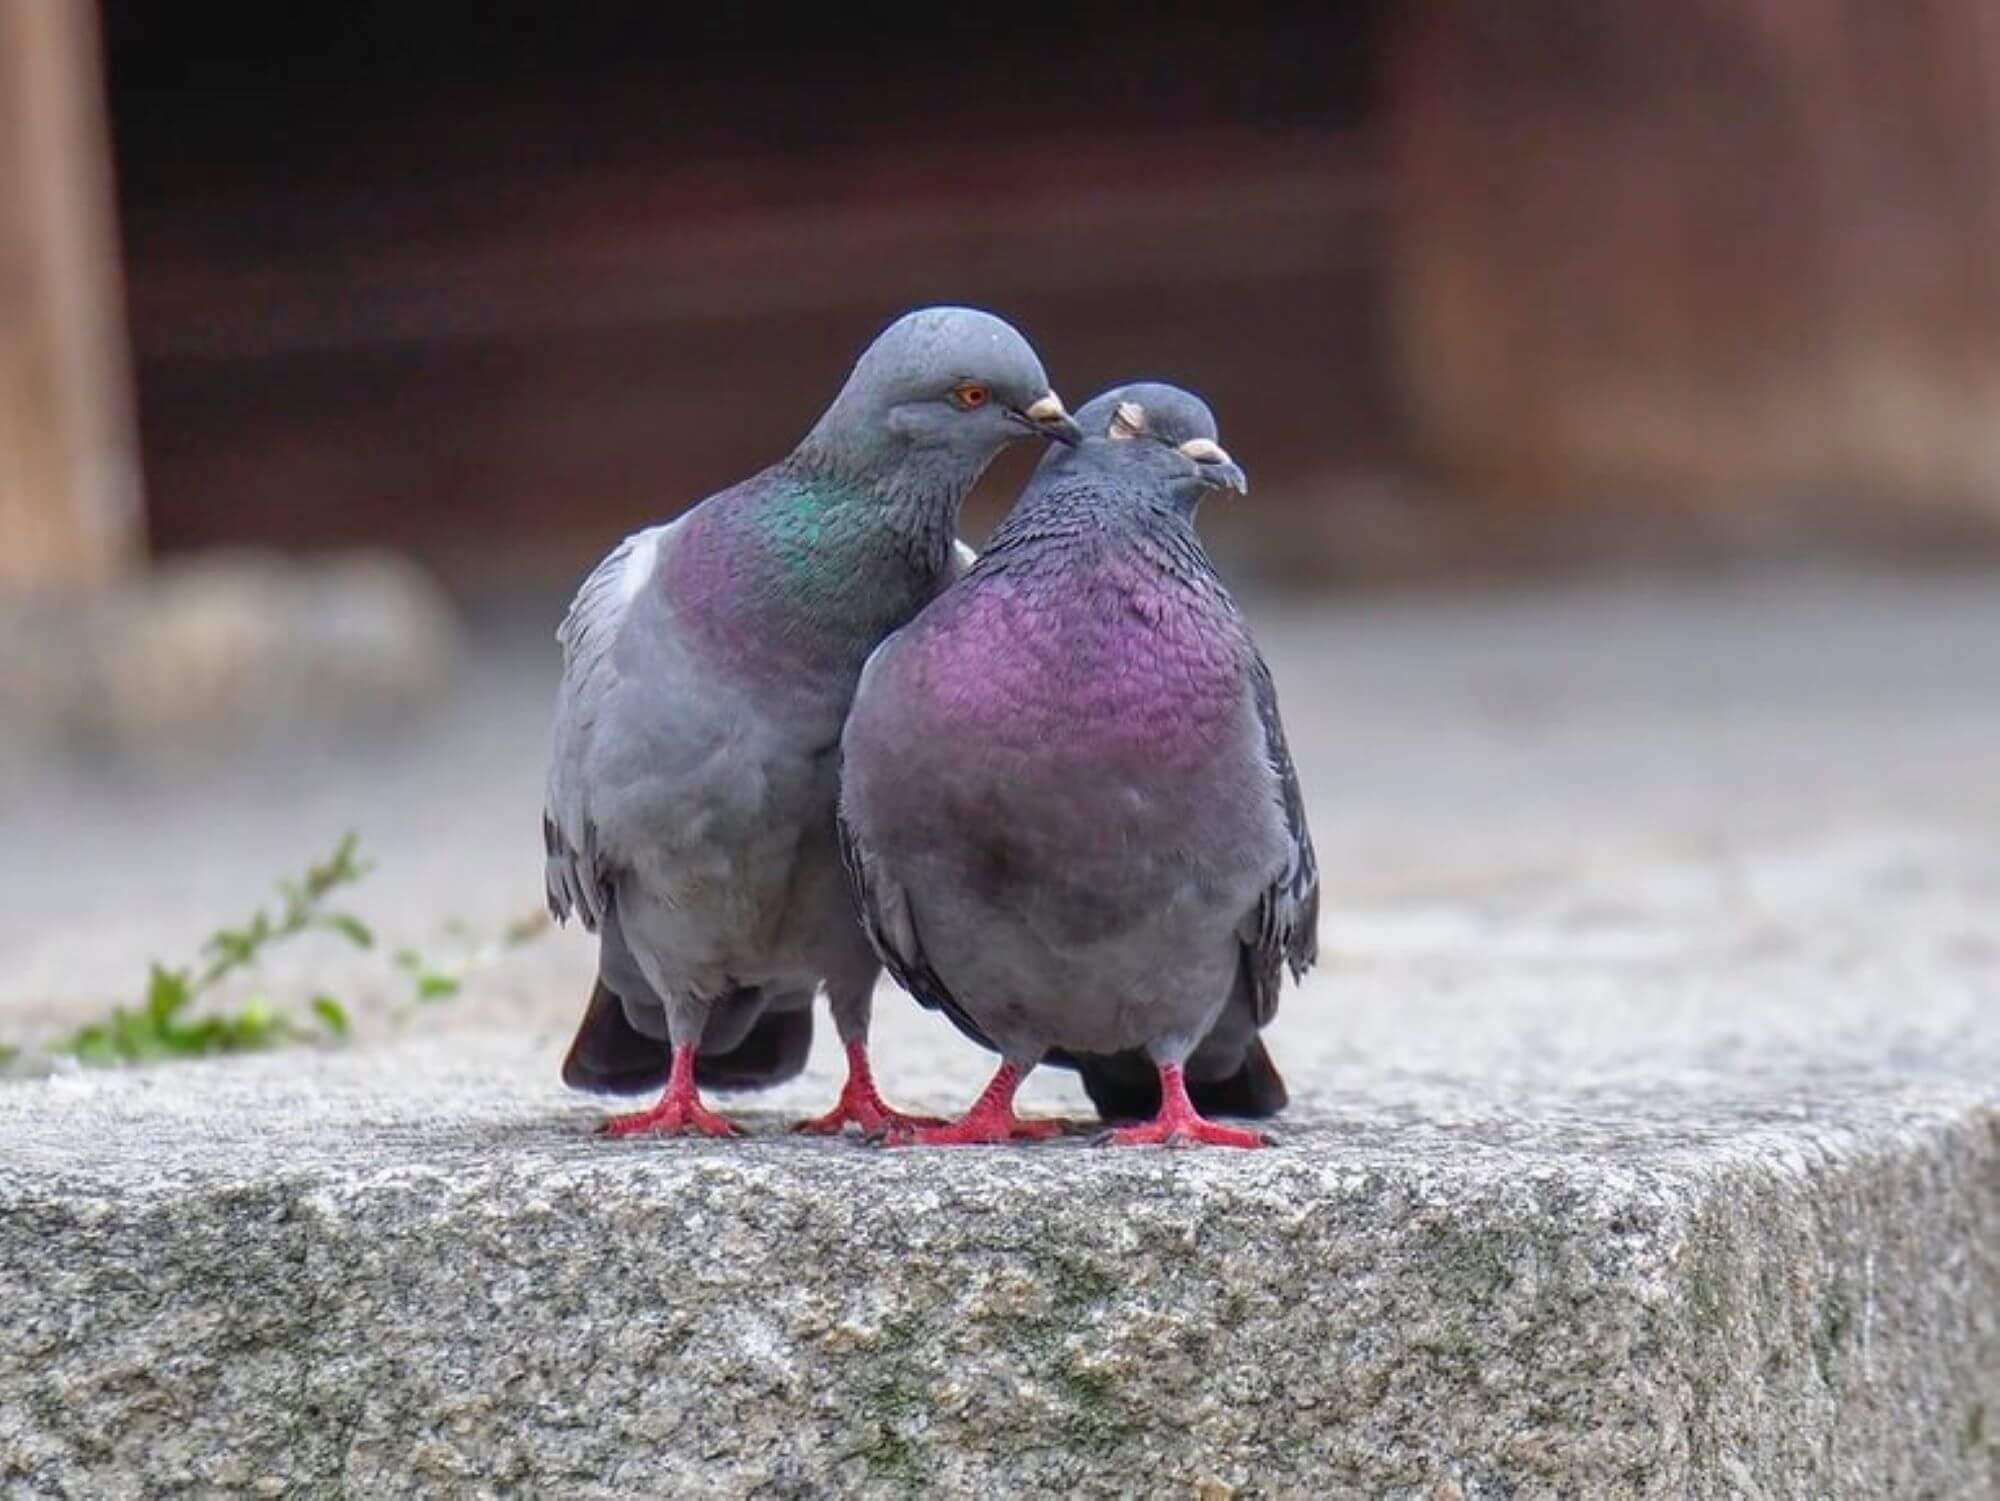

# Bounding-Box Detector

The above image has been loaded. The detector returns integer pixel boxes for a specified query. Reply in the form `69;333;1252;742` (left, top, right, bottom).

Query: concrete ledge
4;1040;1995;1498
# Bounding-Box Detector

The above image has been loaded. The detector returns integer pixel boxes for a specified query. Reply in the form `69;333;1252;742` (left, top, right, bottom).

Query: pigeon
545;307;1080;1137
839;383;1318;1147
890;386;1295;1128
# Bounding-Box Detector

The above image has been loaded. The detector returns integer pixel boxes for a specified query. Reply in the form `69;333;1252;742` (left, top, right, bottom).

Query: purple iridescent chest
899;556;1247;774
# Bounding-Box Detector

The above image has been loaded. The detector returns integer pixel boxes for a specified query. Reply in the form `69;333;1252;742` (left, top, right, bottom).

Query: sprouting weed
32;835;550;1068
56;835;374;1066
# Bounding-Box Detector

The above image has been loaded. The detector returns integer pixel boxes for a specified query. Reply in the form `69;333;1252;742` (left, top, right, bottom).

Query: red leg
1102;1062;1271;1149
599;1045;742;1139
791;1040;944;1135
884;1061;1066;1146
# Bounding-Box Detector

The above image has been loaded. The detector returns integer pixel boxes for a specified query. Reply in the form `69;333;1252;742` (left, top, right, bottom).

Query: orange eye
950;383;990;411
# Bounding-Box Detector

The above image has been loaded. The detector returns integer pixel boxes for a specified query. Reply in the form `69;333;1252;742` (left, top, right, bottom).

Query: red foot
792;1042;943;1135
597;1045;742;1139
1100;1063;1272;1149
883;1062;1068;1146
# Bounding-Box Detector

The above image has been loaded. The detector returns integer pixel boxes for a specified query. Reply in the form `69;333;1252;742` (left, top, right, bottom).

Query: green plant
20;836;554;1070
395;947;462;1002
387;908;548;1018
57;834;374;1066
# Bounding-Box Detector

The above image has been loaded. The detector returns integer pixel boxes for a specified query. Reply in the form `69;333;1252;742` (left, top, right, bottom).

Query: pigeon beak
1012;392;1084;446
1179;438;1249;496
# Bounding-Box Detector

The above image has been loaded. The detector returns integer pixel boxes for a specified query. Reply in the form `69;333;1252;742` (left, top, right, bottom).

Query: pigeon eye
949;383;990;411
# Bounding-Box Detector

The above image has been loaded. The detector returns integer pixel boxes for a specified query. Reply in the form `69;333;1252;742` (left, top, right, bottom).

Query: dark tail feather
562;980;816;1096
694;1004;814;1091
561;980;670;1095
1074;1037;1289;1123
1072;1054;1159;1124
1187;1037;1288;1119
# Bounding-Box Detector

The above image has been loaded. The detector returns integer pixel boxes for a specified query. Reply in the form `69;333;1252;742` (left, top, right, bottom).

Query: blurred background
18;0;2000;596
3;2;1996;1078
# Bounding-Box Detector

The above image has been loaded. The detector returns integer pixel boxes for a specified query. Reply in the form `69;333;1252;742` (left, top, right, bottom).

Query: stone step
4;1036;1995;1498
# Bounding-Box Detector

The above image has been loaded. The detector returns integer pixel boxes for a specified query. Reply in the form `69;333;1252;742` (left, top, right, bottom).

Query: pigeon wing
1238;652;1319;1026
543;523;677;931
836;801;999;1053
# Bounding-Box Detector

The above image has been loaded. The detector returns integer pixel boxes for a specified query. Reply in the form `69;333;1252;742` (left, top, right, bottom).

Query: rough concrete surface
3;570;1999;1497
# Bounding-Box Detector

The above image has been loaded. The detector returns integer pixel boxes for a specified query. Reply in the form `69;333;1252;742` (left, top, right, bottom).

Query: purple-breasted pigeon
546;307;1079;1137
839;383;1317;1147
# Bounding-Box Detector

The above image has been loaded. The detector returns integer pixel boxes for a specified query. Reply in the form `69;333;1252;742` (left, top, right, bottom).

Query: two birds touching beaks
544;306;1317;1148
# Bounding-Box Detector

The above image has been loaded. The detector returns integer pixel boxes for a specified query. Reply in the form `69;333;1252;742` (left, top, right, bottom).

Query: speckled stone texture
3;1042;1996;1498
4;573;2000;1496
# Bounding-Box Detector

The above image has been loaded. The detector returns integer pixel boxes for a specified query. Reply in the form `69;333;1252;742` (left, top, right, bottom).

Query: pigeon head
1058;382;1249;512
803;307;1080;493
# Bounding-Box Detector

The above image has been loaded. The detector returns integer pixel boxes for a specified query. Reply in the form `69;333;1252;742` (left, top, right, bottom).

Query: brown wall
1387;0;2000;549
97;3;2000;583
105;5;1391;586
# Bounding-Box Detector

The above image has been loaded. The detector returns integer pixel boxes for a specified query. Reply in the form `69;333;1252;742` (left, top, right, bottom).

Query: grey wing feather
836;802;998;1053
543;524;672;931
1240;654;1319;1025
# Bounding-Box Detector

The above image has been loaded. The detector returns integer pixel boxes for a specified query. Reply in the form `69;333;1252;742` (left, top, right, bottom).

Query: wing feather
543;525;671;930
1239;654;1319;1025
837;801;999;1053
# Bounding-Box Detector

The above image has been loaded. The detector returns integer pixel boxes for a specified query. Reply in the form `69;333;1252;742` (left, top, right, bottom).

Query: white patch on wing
618;529;663;604
953;538;978;573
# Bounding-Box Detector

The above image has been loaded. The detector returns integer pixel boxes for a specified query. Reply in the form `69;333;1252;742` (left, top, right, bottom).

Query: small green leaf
322;914;374;949
69;1024;119;1065
414;972;460;1001
173;1016;227;1054
309;995;351;1038
146;965;191;1024
213;1002;289;1053
303;833;370;899
112;1006;163;1060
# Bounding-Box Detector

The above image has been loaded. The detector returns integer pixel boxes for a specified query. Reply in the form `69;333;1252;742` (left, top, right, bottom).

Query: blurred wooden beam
0;0;141;589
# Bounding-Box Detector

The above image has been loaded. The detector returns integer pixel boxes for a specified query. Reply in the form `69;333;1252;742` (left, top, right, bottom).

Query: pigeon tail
560;981;814;1095
1073;1037;1289;1123
1189;1036;1289;1119
695;1005;814;1091
561;981;669;1095
597;1044;742;1138
1096;1062;1271;1149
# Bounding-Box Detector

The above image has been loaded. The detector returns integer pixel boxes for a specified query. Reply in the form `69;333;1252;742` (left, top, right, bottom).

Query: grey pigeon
839;383;1317;1146
908;386;1295;1128
546;307;1079;1137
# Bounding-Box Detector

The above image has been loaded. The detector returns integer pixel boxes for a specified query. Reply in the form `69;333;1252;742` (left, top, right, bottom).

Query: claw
877;1061;1066;1147
1094;1062;1272;1149
792;1099;943;1136
790;1041;942;1135
1096;1118;1270;1149
883;1115;1066;1147
596;1044;742;1139
599;1100;742;1139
